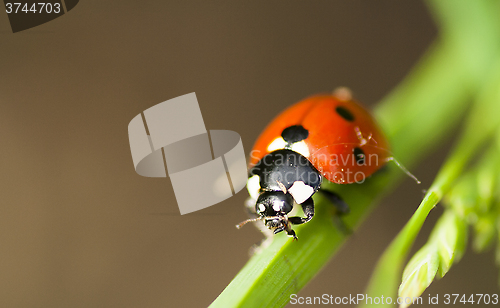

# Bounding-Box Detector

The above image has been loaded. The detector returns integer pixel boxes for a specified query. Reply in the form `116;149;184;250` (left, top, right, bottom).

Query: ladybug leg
317;189;352;235
332;214;352;235
273;226;285;234
317;189;350;214
288;197;315;225
265;215;299;240
288;229;298;240
273;224;298;240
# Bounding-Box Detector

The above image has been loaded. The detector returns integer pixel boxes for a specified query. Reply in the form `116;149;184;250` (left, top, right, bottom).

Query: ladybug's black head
255;191;293;232
256;191;293;216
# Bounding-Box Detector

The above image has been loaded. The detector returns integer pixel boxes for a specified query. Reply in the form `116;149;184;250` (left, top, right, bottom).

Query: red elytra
249;93;390;184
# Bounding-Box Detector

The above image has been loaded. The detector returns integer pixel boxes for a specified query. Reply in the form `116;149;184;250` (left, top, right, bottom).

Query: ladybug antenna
385;156;421;184
236;217;262;229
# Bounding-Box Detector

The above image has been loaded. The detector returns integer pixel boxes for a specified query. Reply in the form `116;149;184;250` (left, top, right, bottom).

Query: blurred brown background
1;1;498;307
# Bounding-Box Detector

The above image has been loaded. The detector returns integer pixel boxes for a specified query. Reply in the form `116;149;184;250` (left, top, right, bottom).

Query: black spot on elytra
335;106;355;122
353;147;365;165
281;125;309;144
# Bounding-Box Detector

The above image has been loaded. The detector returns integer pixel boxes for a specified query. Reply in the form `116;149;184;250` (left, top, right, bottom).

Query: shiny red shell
249;93;390;184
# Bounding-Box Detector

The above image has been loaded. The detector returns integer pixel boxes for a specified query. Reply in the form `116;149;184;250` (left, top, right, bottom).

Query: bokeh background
1;1;498;307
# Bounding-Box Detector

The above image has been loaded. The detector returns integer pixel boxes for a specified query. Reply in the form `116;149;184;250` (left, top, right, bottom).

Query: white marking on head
291;141;310;157
288;181;314;204
258;204;266;213
272;201;284;212
267;137;287;152
246;175;261;200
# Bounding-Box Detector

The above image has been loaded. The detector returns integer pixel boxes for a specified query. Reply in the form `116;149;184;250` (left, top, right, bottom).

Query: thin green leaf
398;210;467;308
433;211;467;277
399;245;439;308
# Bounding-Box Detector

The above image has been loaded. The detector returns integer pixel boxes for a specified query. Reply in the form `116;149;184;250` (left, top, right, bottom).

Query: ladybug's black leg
287;229;298;240
317;189;350;214
288;197;314;225
318;189;351;234
273;225;285;234
273;224;298;240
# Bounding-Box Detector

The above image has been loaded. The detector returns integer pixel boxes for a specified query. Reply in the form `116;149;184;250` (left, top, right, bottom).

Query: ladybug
237;88;416;239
